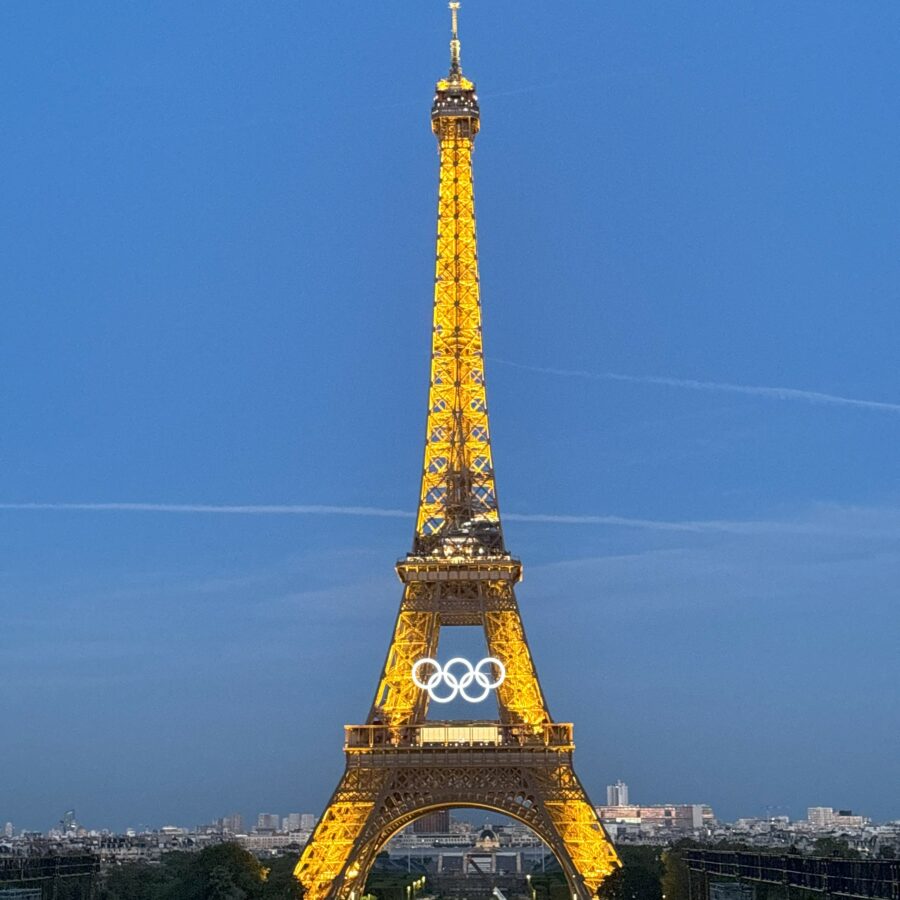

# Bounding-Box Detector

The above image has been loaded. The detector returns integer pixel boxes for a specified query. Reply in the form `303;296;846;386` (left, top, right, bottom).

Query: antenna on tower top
449;1;462;74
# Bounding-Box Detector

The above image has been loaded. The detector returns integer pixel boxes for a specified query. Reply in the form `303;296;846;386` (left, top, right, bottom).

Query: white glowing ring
411;657;506;704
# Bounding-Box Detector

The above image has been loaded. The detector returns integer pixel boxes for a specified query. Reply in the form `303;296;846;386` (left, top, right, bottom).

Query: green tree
189;844;269;899
599;846;664;900
660;848;691;900
98;843;279;900
261;856;305;899
529;872;567;900
98;861;170;900
207;865;248;900
53;875;96;900
811;837;859;859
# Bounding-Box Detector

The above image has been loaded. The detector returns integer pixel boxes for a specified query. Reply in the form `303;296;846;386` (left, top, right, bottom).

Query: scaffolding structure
683;849;899;900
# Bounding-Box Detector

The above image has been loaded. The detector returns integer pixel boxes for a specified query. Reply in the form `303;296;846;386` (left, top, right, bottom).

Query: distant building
607;781;629;806
300;814;317;831
597;804;714;833
476;825;500;850
219;813;244;833
239;833;303;851
834;810;866;828
3;822;13;838
808;808;835;827
806;807;866;828
284;814;302;832
256;813;280;833
413;810;451;834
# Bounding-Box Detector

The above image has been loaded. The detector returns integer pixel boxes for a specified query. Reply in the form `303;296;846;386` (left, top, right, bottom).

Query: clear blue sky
2;1;898;831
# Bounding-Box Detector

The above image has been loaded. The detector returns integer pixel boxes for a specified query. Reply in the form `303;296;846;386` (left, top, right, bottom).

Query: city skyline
3;794;892;840
2;1;899;833
3;786;894;839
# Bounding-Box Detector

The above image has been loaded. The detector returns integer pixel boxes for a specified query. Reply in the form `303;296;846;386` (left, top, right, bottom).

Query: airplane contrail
0;501;697;531
0;502;413;519
489;359;900;415
504;511;700;531
0;501;859;536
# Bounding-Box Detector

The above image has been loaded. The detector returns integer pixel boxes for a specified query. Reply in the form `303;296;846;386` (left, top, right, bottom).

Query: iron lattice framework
295;7;620;899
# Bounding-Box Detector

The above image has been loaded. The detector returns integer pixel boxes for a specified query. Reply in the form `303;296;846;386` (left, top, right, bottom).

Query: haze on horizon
1;1;898;832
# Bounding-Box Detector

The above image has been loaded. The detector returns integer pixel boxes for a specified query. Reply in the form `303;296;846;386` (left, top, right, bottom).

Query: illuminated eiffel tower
295;6;620;899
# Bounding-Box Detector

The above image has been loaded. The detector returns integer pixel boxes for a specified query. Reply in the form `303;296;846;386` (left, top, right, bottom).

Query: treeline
20;836;893;900
96;843;302;900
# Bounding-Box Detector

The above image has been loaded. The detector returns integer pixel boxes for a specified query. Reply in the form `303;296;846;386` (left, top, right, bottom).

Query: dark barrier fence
683;849;899;900
0;854;99;884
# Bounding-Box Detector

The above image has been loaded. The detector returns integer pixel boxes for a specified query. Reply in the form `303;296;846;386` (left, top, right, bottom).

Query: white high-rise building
284;813;302;832
3;822;13;838
300;813;317;831
606;781;629;806
807;807;835;827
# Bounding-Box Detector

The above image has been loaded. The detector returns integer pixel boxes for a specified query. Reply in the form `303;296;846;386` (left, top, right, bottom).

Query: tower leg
485;606;549;729
369;594;440;729
295;768;389;900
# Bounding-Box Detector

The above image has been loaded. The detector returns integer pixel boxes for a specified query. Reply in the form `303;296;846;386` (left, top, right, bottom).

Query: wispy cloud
505;511;699;530
3;500;899;539
0;501;413;518
0;501;698;532
489;359;900;415
526;507;900;616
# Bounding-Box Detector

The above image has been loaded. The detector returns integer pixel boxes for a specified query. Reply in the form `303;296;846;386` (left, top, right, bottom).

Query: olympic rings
411;657;506;704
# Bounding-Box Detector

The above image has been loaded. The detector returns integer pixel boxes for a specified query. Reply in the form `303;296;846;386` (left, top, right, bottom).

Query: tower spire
449;2;462;74
420;0;492;557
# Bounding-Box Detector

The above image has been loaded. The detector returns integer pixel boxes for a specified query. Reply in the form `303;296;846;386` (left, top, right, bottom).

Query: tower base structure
296;723;619;900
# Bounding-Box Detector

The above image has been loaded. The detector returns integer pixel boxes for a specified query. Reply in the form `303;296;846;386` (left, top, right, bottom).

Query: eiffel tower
295;6;620;899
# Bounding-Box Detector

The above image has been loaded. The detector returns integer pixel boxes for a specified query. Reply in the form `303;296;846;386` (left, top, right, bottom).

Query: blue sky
1;1;898;831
